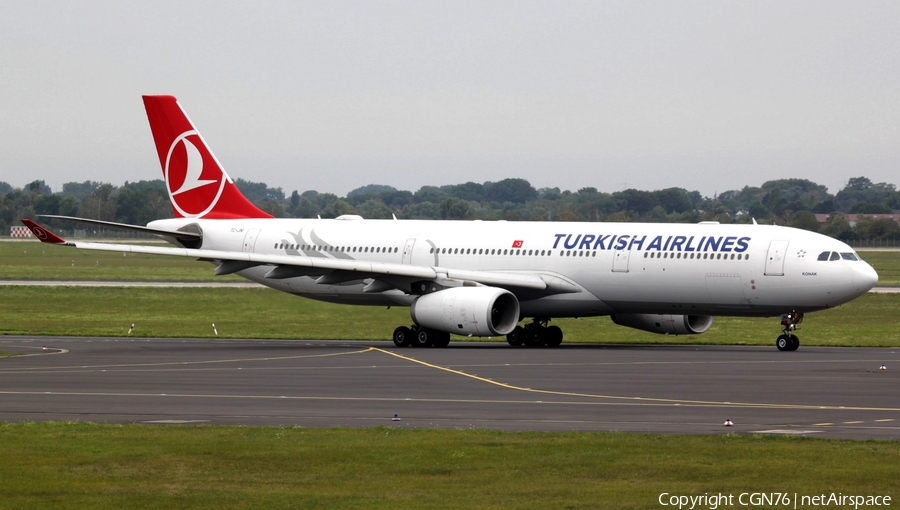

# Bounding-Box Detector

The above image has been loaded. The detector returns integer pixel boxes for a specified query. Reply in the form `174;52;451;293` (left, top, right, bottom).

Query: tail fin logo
164;130;227;218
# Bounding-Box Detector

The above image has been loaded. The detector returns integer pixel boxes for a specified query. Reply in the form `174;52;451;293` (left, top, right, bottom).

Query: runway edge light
880;364;887;371
724;419;734;426
392;414;401;421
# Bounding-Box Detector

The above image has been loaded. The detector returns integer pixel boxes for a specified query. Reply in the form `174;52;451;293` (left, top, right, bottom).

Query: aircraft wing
20;219;558;293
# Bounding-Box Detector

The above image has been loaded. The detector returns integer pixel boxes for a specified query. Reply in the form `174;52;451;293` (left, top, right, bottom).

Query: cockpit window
818;251;858;261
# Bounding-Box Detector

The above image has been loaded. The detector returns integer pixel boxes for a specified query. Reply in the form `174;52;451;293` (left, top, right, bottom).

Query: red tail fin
142;95;272;219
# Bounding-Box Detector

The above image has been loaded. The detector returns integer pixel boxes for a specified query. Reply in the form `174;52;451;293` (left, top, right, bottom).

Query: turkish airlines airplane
23;95;879;351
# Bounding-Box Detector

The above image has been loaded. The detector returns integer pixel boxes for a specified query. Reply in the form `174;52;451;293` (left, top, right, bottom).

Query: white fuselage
150;217;878;318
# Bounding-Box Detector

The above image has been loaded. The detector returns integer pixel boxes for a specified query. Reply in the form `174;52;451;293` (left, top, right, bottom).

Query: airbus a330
23;95;879;350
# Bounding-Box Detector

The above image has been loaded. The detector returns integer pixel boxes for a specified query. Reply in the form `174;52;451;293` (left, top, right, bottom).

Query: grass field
2;242;898;508
0;422;897;509
2;286;900;346
0;240;240;281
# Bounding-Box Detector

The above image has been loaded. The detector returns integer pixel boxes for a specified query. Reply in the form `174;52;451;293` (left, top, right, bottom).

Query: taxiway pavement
1;336;897;439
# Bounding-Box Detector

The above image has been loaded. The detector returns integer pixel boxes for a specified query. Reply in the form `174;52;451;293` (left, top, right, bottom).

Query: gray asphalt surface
1;336;898;439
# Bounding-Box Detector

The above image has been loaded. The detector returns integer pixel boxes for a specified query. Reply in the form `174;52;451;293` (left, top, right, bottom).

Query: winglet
21;219;67;244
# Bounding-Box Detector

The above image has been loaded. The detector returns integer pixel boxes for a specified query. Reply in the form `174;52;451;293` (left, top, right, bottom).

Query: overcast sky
2;1;899;198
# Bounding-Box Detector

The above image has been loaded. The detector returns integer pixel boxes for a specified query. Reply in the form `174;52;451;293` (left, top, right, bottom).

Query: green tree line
2;176;899;241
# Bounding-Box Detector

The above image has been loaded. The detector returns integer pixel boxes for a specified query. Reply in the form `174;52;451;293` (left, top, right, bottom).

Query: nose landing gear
776;311;803;351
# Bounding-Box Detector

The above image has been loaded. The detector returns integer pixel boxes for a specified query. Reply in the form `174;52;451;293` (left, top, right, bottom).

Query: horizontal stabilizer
21;219;67;244
38;215;202;239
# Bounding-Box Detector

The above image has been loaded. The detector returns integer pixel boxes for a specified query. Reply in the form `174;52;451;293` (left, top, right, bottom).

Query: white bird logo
171;136;216;195
164;130;227;218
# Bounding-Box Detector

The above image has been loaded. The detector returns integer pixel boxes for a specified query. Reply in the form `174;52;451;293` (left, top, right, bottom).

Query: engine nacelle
410;286;520;336
611;314;714;335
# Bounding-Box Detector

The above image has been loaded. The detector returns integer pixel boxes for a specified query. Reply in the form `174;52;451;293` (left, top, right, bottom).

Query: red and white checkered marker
880;365;887;371
724;419;734;426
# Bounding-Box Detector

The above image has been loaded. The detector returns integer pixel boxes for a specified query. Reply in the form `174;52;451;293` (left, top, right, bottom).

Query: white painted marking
751;429;823;435
143;420;209;424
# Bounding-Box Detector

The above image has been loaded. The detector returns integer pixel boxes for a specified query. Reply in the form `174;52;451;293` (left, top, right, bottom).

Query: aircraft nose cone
855;262;879;291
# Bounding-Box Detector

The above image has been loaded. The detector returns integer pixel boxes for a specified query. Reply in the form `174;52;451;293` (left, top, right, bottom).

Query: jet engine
410;286;520;336
611;314;713;335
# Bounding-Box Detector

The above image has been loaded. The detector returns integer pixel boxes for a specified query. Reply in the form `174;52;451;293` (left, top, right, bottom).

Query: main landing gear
776;311;803;351
392;325;451;348
507;319;563;348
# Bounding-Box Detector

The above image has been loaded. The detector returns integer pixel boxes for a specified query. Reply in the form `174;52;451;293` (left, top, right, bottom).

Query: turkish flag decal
512;240;524;248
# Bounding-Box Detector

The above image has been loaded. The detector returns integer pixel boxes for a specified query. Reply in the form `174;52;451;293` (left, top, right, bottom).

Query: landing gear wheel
525;326;545;347
392;326;412;347
506;326;525;346
788;335;799;351
776;334;790;351
544;325;563;347
777;310;803;352
432;332;451;348
413;328;434;348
